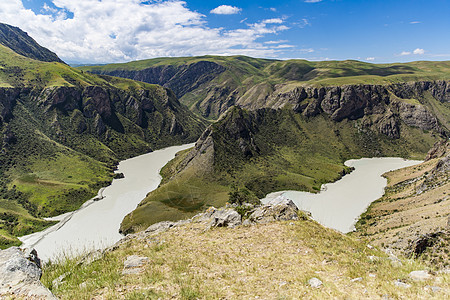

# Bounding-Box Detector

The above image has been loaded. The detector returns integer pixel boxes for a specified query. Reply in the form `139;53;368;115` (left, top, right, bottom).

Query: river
19;143;195;262
262;157;421;233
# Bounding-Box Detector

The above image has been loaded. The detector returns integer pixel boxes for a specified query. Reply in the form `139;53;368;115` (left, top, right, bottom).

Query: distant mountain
0;23;63;63
0;25;207;248
80;56;450;119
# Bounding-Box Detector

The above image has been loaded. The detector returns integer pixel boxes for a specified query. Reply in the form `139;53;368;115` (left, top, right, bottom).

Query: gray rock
250;196;299;223
350;277;363;282
209;208;242;228
242;219;253;226
308;277;323;288
409;270;432;281
123;255;149;269
145;221;177;234
0;247;57;299
388;257;403;267
394;280;411;288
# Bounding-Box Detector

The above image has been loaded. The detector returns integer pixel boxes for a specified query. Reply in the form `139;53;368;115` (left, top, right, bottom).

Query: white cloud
264;40;289;44
295;18;310;28
210;5;241;15
305;0;323;3
299;48;314;53
0;0;290;63
366;57;375;61
410;21;421;24
262;18;283;24
413;48;425;55
399;48;425;56
273;44;294;49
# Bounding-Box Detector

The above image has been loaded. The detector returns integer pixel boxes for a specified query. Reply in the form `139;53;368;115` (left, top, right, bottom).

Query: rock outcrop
0;247;56;299
249;196;300;223
119;196;304;244
266;82;446;136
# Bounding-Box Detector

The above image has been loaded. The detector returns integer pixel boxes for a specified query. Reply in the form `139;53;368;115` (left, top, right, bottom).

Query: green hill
0;28;207;248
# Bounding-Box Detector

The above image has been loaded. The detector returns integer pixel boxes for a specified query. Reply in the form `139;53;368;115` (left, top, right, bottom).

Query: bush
228;186;259;206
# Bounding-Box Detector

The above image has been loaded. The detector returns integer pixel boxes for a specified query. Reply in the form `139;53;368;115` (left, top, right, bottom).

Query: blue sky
0;0;449;64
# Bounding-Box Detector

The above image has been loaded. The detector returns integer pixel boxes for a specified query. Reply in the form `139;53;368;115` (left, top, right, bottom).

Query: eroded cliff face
0;85;206;159
259;81;448;138
93;61;226;100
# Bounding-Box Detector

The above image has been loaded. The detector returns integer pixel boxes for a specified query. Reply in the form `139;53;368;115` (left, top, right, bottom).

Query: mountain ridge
0;23;63;64
80;56;450;119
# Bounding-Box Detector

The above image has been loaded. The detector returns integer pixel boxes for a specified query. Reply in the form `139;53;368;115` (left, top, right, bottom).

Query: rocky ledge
117;195;304;246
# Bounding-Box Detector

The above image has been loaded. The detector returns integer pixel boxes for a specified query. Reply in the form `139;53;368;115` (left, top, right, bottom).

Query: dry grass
43;219;449;299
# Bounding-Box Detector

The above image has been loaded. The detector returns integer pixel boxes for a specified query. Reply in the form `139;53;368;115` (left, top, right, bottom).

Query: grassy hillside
0;41;207;248
80;55;450;85
80;56;450;119
43;217;449;299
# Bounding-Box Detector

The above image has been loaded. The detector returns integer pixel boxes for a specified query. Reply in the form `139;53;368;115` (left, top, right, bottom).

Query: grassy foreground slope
43;217;449;299
0;31;206;248
80;56;450;119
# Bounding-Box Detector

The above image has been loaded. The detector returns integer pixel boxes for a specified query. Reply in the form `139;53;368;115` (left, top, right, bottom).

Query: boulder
0;247;57;299
208;208;242;228
249;196;299;223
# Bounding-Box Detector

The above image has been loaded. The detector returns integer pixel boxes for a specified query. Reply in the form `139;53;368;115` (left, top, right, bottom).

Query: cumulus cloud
305;0;323;3
0;0;289;63
366;57;375;61
413;48;425;55
400;51;412;56
210;5;241;15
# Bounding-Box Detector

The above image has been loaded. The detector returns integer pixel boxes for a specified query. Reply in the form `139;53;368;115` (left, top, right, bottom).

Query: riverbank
262;157;422;233
19;144;194;262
